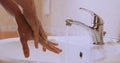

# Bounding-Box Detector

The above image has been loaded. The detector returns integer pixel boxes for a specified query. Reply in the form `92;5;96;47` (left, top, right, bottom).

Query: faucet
66;8;105;45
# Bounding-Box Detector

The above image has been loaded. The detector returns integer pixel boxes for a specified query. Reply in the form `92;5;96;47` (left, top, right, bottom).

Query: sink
0;36;66;63
0;36;120;63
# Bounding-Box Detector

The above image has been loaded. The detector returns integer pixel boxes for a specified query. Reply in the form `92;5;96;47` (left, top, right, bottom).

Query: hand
15;13;34;58
16;13;62;58
0;0;62;58
39;37;62;54
13;0;62;57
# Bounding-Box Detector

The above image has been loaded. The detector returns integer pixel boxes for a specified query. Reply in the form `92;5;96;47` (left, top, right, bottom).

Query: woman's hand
0;0;62;58
16;13;62;58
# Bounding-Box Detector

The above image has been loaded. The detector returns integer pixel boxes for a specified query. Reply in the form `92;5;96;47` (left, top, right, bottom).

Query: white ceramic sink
0;36;66;63
0;36;120;63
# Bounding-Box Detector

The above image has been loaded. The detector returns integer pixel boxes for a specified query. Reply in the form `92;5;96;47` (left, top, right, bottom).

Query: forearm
0;0;21;17
0;0;34;57
14;0;47;39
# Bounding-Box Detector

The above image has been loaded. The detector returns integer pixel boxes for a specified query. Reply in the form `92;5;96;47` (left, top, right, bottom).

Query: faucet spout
66;8;105;45
66;19;104;45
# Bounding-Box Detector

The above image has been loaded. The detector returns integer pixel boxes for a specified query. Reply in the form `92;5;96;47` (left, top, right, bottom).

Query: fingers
20;38;29;58
33;30;39;48
38;21;48;40
46;44;62;54
48;40;58;46
48;40;62;54
43;46;46;52
42;40;58;52
39;39;62;54
47;40;62;54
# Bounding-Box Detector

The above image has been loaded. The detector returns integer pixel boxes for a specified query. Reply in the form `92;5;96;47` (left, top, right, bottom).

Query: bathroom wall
1;0;120;38
79;0;120;39
34;0;51;32
0;0;52;39
50;0;120;38
0;0;51;30
0;4;18;39
0;5;17;29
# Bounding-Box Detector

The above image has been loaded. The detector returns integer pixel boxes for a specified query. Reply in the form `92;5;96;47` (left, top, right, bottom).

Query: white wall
0;0;51;31
50;1;68;26
50;0;120;38
80;0;120;38
1;0;120;38
0;5;17;30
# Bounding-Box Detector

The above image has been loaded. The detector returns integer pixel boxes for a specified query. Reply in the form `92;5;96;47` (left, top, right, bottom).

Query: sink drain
79;52;83;58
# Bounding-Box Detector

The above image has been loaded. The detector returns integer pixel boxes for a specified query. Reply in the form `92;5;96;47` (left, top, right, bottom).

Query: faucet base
93;42;104;45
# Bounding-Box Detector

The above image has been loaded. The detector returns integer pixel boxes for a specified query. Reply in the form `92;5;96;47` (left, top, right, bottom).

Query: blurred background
0;0;120;40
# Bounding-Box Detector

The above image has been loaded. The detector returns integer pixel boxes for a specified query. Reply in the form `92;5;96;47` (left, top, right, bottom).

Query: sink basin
0;36;66;63
0;36;120;63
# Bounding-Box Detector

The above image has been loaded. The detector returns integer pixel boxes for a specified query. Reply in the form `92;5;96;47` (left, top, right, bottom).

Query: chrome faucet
66;8;105;45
